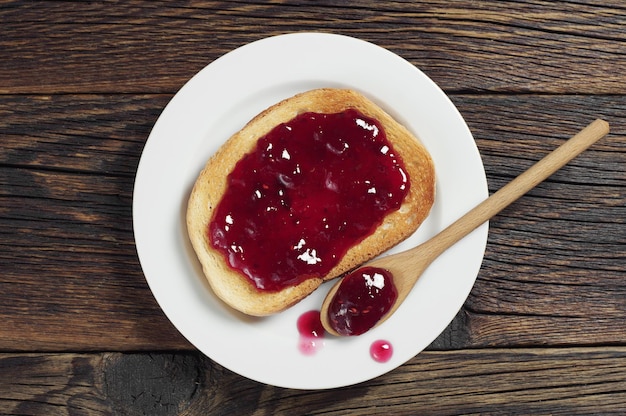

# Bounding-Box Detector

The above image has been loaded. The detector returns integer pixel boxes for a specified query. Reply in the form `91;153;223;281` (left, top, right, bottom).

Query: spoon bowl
321;119;610;336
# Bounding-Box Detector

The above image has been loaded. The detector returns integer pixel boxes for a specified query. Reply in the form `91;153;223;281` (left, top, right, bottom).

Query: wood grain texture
2;349;626;415
1;1;626;94
0;94;190;351
452;95;626;349
2;1;626;413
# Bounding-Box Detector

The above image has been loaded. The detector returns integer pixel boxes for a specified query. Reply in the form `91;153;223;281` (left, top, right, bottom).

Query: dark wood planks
0;94;190;350
450;94;626;348
1;93;624;351
2;349;626;415
1;1;626;94
2;1;626;413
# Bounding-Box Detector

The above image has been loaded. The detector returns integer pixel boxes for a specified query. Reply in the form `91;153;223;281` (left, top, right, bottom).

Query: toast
186;88;435;316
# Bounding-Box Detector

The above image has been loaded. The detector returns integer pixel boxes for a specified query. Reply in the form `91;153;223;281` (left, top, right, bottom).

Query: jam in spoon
320;119;610;336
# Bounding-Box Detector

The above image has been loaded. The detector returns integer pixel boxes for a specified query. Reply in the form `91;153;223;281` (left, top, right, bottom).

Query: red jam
370;340;393;363
297;310;325;355
297;310;325;339
209;109;410;291
327;267;397;336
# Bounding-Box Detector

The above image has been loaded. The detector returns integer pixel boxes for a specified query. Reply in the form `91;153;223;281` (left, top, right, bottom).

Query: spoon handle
417;118;609;264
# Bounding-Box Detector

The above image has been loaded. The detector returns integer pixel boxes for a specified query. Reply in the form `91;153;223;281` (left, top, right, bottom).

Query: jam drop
209;109;410;292
297;310;325;355
370;340;393;363
327;266;397;336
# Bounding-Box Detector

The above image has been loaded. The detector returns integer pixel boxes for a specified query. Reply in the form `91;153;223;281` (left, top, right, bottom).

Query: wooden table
2;1;625;414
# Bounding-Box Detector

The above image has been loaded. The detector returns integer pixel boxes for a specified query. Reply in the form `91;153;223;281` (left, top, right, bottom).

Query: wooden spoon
320;119;610;336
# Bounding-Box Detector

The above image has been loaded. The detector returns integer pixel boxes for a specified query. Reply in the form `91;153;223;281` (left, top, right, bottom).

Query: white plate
133;33;488;389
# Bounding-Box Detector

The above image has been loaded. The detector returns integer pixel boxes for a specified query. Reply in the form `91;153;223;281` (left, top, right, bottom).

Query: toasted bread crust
187;89;435;316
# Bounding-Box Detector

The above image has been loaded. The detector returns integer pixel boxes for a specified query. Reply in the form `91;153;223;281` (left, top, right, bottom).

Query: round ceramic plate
133;33;488;389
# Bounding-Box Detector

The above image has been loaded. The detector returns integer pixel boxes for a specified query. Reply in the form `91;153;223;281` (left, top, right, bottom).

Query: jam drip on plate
370;339;393;363
297;310;325;355
209;109;410;291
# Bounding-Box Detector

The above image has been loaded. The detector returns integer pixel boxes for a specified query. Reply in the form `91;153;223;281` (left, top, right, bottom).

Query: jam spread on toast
209;109;410;291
